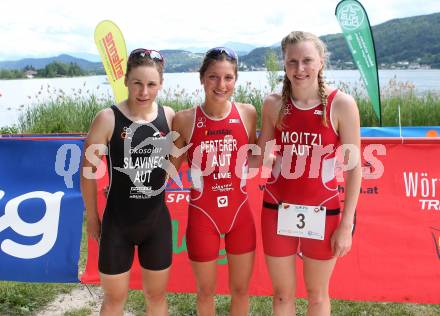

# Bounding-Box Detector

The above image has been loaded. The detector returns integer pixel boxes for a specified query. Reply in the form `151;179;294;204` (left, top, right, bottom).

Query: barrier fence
1;133;439;303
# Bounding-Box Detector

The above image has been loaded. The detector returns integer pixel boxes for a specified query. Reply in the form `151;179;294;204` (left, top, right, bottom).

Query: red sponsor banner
81;139;440;304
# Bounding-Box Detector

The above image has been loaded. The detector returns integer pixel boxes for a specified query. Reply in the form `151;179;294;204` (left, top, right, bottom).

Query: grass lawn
2;216;440;315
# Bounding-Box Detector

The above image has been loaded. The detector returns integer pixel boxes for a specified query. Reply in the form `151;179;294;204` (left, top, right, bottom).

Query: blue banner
0;138;84;282
361;126;440;137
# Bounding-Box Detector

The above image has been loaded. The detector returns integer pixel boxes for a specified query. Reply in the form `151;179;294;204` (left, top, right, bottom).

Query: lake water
1;69;439;127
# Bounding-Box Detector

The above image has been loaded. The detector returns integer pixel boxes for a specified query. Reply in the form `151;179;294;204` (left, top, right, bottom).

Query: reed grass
7;79;439;135
338;77;440;127
17;84;112;133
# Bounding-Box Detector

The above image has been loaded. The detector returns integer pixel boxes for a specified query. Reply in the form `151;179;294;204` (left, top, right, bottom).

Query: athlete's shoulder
161;104;175;114
161;105;175;131
235;101;255;111
86;107;115;144
262;93;282;122
172;107;196;144
94;107;115;126
173;107;196;134
174;106;196;122
162;105;176;120
332;89;357;113
331;89;359;131
263;93;282;110
235;102;257;138
235;102;256;117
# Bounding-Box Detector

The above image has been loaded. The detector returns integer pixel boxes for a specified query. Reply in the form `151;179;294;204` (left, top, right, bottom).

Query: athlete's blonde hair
278;31;328;128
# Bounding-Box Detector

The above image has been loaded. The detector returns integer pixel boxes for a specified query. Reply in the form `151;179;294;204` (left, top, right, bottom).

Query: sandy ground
35;284;135;316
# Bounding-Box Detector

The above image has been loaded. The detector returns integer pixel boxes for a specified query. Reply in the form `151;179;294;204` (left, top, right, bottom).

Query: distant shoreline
1;68;439;81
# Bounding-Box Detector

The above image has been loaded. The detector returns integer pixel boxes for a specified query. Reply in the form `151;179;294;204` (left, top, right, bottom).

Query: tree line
0;61;88;79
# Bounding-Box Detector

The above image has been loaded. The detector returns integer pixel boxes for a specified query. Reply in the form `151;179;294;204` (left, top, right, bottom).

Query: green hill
323;12;440;68
240;47;282;70
0;54;104;73
160;50;203;72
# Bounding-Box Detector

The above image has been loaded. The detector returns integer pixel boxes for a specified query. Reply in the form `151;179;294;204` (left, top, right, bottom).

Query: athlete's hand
87;216;101;242
331;224;352;257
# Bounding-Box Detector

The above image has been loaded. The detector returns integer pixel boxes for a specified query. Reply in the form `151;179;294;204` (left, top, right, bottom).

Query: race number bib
277;203;326;240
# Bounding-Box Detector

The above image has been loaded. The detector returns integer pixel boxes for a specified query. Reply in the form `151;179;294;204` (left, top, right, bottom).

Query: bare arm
237;102;257;145
163;105;176;131
251;94;280;169
168;109;193;179
331;93;362;257
80;109;113;241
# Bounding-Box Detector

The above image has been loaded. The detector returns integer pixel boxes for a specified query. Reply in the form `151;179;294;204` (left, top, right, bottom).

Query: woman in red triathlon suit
257;31;362;315
172;47;257;316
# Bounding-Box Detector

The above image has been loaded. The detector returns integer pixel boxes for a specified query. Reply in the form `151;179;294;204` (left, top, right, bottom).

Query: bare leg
265;255;296;316
142;267;170;316
227;251;255;316
100;271;130;316
191;260;217;316
303;256;337;316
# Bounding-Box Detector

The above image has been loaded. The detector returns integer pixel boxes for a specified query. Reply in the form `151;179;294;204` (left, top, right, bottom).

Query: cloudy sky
1;0;439;61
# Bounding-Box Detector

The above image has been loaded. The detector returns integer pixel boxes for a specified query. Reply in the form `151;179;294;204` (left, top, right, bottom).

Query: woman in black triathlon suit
81;48;175;316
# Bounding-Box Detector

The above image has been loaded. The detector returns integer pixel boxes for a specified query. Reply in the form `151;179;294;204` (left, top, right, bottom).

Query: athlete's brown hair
199;47;238;83
126;49;164;82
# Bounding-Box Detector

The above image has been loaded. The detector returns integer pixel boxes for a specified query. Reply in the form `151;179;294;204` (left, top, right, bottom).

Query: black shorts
98;205;172;275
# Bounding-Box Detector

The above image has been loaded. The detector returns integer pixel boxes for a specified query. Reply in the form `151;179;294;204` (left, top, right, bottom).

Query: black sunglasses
205;47;238;61
129;48;164;64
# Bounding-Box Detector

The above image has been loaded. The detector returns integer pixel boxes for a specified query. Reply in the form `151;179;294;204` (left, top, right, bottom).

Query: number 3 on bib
277;203;326;240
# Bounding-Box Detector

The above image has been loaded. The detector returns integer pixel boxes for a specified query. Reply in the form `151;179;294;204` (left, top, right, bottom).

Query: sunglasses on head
205;47;238;61
129;48;164;64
